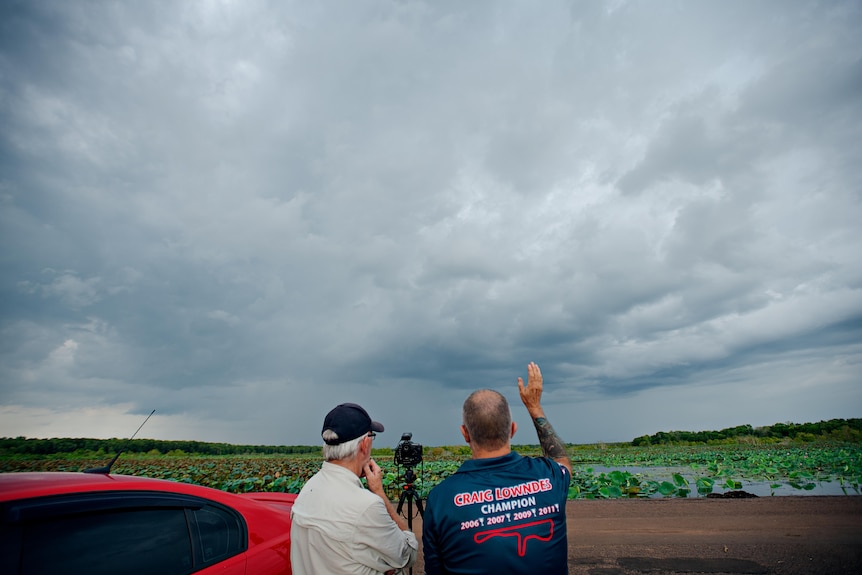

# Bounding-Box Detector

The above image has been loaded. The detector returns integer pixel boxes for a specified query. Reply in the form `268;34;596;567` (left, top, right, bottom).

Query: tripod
396;466;425;529
395;466;424;574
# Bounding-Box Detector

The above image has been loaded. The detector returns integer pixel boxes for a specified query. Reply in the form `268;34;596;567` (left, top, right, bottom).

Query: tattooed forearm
533;417;568;460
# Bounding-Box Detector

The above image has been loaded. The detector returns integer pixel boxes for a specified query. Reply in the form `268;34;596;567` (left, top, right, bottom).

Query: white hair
322;431;365;462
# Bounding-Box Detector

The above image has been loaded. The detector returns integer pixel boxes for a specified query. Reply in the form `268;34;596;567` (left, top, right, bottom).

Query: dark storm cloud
1;1;860;445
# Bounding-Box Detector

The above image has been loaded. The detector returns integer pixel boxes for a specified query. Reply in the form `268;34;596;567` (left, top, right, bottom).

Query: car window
21;507;192;575
191;503;244;565
2;491;248;575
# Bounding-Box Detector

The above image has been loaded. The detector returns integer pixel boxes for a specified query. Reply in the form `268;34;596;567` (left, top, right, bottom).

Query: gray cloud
1;1;860;447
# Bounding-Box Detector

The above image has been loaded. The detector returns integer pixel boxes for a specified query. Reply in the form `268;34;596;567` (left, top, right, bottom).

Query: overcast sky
1;1;860;449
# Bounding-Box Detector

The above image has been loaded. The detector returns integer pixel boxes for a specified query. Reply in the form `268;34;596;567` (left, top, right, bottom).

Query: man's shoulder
428;455;525;494
295;466;377;507
428;455;567;499
520;454;568;471
426;469;472;503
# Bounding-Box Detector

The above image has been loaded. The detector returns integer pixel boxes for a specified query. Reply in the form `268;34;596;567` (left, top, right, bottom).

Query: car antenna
84;409;156;474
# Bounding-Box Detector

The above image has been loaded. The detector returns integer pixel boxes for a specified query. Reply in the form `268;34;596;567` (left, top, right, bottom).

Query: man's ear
460;425;471;444
510;421;518;439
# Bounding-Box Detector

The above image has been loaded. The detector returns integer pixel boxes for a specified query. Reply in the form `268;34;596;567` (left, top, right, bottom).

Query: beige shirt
290;461;418;575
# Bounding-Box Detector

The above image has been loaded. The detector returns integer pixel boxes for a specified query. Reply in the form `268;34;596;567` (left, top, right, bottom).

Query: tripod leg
407;495;413;532
415;493;425;518
399;490;418;575
396;488;408;516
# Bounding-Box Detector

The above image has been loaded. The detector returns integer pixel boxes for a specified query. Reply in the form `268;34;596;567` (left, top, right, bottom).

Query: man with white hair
291;403;418;575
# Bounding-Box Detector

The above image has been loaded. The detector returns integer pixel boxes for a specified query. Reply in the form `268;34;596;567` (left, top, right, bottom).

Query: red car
0;472;297;575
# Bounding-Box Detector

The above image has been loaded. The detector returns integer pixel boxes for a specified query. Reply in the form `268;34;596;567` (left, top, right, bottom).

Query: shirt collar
457;451;521;473
321;460;364;487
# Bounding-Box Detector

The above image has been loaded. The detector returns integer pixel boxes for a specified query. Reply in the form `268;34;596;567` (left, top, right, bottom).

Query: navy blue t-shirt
422;452;570;574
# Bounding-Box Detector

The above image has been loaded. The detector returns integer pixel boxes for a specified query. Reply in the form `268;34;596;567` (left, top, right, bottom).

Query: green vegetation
562;443;862;498
2;443;859;500
2;419;860;500
631;418;862;446
0;437;320;458
3;418;858;458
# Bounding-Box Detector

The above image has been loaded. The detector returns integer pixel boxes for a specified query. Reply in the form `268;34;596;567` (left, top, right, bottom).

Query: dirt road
405;496;862;574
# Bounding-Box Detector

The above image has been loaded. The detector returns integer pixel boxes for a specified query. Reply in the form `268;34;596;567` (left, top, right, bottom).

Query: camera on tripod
393;434;424;575
394;432;423;468
393;432;425;540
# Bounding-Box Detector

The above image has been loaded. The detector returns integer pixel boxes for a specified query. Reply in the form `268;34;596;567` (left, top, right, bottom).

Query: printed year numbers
512;509;536;521
486;513;510;526
538;503;560;516
460;517;485;530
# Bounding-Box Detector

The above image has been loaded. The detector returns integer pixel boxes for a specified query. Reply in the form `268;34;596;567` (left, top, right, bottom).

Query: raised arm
517;362;572;474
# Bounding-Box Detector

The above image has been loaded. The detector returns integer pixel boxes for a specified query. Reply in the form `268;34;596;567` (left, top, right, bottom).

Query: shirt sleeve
353;496;418;573
555;459;571;498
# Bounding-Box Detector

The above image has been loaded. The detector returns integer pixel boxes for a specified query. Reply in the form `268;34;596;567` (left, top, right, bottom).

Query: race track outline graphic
473;519;554;557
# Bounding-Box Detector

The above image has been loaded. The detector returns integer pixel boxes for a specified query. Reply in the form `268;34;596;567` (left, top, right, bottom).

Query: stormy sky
1;0;860;448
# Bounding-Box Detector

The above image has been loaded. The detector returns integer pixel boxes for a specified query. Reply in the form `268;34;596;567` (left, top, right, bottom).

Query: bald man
422;363;571;575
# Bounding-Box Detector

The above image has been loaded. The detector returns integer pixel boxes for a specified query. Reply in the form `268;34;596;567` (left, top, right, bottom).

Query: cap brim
371;421;384;433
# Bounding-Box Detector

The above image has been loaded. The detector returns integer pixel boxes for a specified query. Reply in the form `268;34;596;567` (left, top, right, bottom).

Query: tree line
0;436;321;457
2;418;860;456
631;418;862;446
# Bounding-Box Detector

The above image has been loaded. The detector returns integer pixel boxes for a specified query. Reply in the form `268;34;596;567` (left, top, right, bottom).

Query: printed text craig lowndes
453;478;552;513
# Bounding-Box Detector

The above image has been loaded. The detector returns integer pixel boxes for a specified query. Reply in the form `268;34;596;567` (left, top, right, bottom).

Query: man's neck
470;445;511;460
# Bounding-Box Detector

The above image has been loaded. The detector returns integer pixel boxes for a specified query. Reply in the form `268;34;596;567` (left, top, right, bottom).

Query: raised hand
517;361;544;417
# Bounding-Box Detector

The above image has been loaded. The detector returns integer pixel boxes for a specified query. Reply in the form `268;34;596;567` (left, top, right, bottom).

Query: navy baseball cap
321;403;385;445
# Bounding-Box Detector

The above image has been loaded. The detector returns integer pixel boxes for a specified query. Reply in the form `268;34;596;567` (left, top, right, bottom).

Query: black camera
393;432;426;555
394;432;423;468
